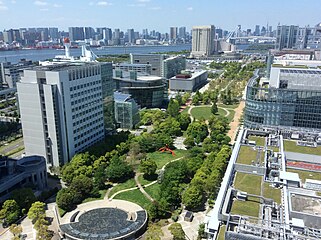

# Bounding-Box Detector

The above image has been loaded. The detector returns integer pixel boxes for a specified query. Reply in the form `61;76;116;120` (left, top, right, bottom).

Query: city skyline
0;0;320;32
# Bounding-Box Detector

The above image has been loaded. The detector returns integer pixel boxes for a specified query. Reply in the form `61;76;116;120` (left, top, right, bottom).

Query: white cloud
97;1;112;6
11;0;16;4
150;6;161;10
53;3;62;7
34;1;48;6
89;2;94;6
137;0;150;2
128;3;145;7
40;8;49;11
187;7;193;11
0;5;8;10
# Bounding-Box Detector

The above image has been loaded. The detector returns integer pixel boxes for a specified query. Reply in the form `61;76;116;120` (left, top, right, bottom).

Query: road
0;138;24;155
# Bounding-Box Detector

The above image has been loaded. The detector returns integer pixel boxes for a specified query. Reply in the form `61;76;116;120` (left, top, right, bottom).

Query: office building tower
113;29;120;45
245;58;321;131
215;28;223;39
84;27;95;39
275;25;299;50
48;28;59;40
114;92;140;129
17;62;106;168
130;53;166;76
162;56;186;79
254;25;260;36
170;27;178;40
69;27;85;41
191;25;216;57
3;29;14;43
261;26;266;36
179;27;186;39
128;29;135;44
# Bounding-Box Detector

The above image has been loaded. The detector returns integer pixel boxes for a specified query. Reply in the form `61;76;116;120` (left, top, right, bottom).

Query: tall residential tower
191;25;216;57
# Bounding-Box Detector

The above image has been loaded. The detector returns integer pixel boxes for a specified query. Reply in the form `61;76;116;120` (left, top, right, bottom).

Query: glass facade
245;84;321;130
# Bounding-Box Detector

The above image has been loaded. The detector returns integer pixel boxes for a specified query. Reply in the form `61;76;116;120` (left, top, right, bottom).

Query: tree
178;113;191;131
204;169;221;196
28;201;45;223
56;188;81;211
186;122;208;144
197;223;206;240
34;215;52;240
93;166;107;189
211;102;218;115
9;224;22;240
167;98;180;118
106;156;133;182
182;185;204;210
183;136;195;149
11;188;36;211
139;158;157;177
70;175;94;197
148;200;168;220
175;94;183;106
169;223;186;240
0;200;20;225
145;225;164;240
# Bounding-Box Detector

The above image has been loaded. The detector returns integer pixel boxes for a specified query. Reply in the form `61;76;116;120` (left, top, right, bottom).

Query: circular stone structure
59;200;147;240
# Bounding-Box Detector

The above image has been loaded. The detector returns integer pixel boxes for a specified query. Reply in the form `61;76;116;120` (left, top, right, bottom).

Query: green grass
263;183;281;204
217;225;226;240
248;136;265;146
230;197;260;217
181;106;190;113
58;207;66;217
218;108;235;123
144;183;161;200
287;169;321;182
268;146;279;152
284;140;321;155
147;149;187;169
190;106;212;120
218;103;239;109
236;146;258;165
82;190;107;203
109;178;137;197
234;172;262;195
114;189;151;209
0;137;23;153
138;174;156;186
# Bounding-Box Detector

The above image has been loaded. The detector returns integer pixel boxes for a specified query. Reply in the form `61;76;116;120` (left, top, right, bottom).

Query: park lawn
191;106;212;120
138;174;157;186
236;146;257;165
234;172;262;195
263;183;281;204
284;140;321;155
82;190;107;203
144;183;161;200
218;103;239;109
230;197;260;217
147;149;187;169
114;189;151;209
58;207;66;217
181;106;190;114
0;137;24;153
217;225;226;240
248;136;265;146
109;178;137;197
287;169;321;182
218;108;235;123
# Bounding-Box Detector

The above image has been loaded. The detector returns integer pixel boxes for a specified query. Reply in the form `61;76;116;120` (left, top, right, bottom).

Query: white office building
17;63;105;168
191;25;216;57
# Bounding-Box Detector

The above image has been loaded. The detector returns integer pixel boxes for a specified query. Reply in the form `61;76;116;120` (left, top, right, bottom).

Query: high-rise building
191;25;216;57
68;27;85;41
84;27;95;39
254;25;260;36
128;29;135;44
130;53;166;76
275;25;299;50
162;56;186;79
170;27;178;41
179;27;186;39
48;28;59;40
3;29;14;43
17;62;107;168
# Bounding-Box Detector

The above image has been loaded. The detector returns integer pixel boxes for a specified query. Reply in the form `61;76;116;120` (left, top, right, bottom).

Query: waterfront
0;44;192;63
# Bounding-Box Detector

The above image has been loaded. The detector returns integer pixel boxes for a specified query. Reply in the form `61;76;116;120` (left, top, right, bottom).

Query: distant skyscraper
275;25;299;50
3;29;14;43
178;27;186;39
254;25;260;36
191;25;216;57
261;26;267;36
128;29;135;44
49;28;59;40
170;27;178;40
215;28;223;39
69;27;85;41
17;63;108;167
84;27;95;39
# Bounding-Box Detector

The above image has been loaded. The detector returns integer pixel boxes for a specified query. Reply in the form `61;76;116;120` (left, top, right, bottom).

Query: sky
0;0;321;32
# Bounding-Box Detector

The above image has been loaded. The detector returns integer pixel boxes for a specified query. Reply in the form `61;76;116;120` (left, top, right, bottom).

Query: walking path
107;156;185;201
227;100;245;144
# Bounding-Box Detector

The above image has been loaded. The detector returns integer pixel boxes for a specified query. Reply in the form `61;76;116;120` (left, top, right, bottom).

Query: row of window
68;66;101;81
71;93;101;106
73;113;103;130
69;80;101;92
73;123;104;142
71;95;102;113
74;129;104;149
72;106;102;120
